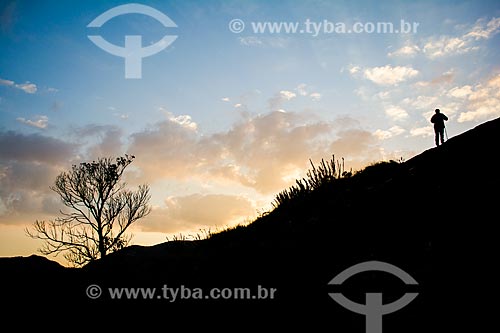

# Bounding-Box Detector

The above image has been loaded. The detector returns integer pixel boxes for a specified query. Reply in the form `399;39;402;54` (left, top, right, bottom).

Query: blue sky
1;0;500;263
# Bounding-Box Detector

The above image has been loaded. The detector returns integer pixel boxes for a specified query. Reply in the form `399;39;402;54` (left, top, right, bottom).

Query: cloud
141;194;255;233
363;65;419;85
78;125;124;159
268;90;296;110
239;36;289;48
400;93;460;123
0;106;384;234
435;102;460;119
384;105;409;121
347;65;361;75
0;77;37;94
296;83;308;96
0;162;63;220
128;108;379;194
329;129;380;164
0;131;76;164
458;103;500;122
415;70;455;88
353;86;372;101
127;115;199;181
169;114;198;131
377;91;391;99
0;131;78;224
456;74;500;122
410;126;434;137
16;115;48;129
0;126;144;225
422;36;477;59
388;44;420;57
402;95;438;110
294;83;321;101
0;162;67;218
390;17;500;59
0;78;14;86
204;112;336;193
331;116;361;130
448;85;473;99
16;82;37;94
309;92;322;101
279;90;296;100
221;97;230;102
113;113;129;120
239;36;263;46
373;126;405;140
212;111;343;193
464;17;500;40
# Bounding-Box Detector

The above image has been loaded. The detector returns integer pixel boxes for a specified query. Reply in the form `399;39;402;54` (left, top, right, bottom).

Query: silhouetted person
430;109;448;146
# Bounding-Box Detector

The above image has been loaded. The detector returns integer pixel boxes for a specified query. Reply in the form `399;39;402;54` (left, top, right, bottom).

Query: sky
1;0;499;265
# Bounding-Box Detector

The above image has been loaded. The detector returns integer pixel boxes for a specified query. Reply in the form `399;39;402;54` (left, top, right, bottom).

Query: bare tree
26;155;151;266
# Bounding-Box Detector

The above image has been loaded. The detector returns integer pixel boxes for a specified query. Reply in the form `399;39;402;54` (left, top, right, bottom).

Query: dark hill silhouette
2;117;499;328
0;254;65;273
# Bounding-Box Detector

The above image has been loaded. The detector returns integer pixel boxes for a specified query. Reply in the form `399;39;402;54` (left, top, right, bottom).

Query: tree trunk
99;243;106;259
98;227;106;259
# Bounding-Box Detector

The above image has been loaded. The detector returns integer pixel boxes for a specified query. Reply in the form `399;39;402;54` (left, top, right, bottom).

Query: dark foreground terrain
2;117;499;329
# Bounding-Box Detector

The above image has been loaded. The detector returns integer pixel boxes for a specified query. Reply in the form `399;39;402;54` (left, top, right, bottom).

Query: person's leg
440;128;445;144
435;130;439;146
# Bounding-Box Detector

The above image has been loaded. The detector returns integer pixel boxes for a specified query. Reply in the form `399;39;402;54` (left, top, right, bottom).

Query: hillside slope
2;117;499;328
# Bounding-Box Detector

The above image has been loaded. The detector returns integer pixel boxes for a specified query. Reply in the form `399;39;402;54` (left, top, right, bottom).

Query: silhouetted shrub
272;155;349;208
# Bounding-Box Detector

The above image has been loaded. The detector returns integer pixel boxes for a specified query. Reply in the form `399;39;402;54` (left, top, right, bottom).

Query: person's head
435;108;440;113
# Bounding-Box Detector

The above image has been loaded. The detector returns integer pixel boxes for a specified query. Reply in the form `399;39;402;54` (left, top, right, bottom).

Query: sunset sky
1;0;499;265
